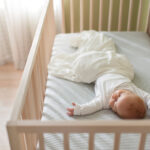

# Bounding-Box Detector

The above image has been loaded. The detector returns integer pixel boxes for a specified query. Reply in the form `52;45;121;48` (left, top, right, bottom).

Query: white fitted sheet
41;32;150;150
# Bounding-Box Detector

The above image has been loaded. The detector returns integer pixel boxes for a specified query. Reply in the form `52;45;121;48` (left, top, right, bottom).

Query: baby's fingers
72;102;76;106
67;108;74;112
67;108;74;116
67;111;73;116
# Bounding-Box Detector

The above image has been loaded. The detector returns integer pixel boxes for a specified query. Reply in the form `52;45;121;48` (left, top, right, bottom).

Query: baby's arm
67;96;103;116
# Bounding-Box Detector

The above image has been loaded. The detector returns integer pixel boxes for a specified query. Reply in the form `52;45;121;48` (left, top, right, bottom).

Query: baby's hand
67;102;76;116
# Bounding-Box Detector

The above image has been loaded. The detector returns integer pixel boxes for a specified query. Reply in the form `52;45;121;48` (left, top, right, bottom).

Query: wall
64;0;150;33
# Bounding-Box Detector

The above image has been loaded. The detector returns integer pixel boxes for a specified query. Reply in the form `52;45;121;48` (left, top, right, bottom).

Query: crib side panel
61;0;150;33
7;0;56;149
8;0;56;121
21;0;56;120
7;120;150;150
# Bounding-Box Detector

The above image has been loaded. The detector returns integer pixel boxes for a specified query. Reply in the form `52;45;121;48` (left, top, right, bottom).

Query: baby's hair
125;97;146;119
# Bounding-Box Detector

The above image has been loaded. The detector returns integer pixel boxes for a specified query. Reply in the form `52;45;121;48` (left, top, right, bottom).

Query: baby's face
109;89;146;119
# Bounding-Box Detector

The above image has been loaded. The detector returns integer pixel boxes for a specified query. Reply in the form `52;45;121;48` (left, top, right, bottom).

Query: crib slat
118;0;123;31
38;47;45;105
23;84;38;149
20;134;26;150
32;58;43;119
39;39;46;97
29;83;36;119
108;0;113;31
89;132;94;150
16;123;26;150
145;4;150;32
99;0;103;31
25;133;37;150
64;133;69;150
89;0;93;30
127;0;134;31
80;0;84;32
44;2;55;66
139;133;146;150
18;116;27;150
7;126;21;150
61;0;66;33
35;60;41;117
39;133;45;150
70;0;74;32
113;133;120;150
23;82;36;119
136;0;143;31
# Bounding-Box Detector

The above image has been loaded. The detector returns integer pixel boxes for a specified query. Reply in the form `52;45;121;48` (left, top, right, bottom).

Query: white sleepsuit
74;73;150;115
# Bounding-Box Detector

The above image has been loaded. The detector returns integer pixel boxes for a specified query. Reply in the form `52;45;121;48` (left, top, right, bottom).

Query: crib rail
61;0;150;33
7;120;150;150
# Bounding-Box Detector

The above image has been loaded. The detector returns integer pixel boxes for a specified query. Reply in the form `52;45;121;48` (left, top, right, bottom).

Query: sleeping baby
67;73;150;119
48;30;150;119
64;31;150;119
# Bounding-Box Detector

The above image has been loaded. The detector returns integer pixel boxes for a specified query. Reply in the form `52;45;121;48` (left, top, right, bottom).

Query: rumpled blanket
48;30;134;83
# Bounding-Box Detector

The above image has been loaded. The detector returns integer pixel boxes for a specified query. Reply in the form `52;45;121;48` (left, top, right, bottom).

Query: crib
7;0;150;150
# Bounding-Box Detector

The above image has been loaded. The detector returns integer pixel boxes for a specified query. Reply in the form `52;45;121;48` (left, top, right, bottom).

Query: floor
0;64;22;150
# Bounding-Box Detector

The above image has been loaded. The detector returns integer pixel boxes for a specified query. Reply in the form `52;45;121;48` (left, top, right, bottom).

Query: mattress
41;32;150;150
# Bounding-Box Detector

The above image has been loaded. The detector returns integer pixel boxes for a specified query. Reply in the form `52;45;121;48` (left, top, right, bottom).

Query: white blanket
48;31;134;83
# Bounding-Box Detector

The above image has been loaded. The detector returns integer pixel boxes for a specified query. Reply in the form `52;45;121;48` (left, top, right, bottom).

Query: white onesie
74;73;150;115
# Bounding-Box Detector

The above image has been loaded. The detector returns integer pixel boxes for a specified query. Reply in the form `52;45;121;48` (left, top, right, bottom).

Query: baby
67;73;150;119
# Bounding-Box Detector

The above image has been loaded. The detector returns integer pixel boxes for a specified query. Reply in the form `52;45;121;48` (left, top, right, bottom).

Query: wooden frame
7;0;150;150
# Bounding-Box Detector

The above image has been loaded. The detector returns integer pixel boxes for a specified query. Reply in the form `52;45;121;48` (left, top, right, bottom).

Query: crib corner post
7;122;21;150
147;10;150;36
61;0;66;33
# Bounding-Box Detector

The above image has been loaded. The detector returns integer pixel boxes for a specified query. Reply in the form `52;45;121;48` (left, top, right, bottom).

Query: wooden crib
7;0;150;150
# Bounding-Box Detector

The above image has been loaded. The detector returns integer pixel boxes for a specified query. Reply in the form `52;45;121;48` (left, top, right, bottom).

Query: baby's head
109;89;146;119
